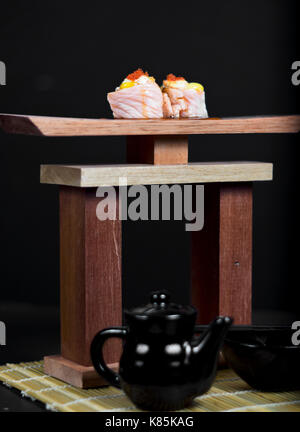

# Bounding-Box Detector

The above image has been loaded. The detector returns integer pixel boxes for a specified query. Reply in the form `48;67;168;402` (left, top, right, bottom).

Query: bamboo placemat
0;361;299;412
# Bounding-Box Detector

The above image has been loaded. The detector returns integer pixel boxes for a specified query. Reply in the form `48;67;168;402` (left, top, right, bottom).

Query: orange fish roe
127;69;149;81
166;73;185;81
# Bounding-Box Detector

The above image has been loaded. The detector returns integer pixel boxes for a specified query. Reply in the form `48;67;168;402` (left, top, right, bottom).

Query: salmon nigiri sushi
107;69;163;118
162;74;208;118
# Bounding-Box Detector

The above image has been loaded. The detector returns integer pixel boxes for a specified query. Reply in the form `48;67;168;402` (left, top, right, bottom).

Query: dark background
0;0;299;383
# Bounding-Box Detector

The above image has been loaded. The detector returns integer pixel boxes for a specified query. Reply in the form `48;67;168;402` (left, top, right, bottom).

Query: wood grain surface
40;162;273;187
191;183;253;324
127;135;188;164
1;113;299;136
44;355;119;388
59;187;122;367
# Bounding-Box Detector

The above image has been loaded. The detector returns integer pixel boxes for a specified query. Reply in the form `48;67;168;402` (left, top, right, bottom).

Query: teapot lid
125;290;196;321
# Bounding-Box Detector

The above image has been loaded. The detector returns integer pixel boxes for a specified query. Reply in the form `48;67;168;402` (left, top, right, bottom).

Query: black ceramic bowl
222;326;300;391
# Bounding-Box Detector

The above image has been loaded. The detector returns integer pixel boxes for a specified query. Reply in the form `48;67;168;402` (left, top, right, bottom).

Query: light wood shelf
41;161;273;187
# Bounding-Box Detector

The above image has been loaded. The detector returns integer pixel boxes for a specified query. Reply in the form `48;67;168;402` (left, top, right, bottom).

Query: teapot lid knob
150;290;170;307
125;289;196;325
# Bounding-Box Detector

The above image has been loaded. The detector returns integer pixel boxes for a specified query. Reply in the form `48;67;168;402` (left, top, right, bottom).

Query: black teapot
91;291;232;411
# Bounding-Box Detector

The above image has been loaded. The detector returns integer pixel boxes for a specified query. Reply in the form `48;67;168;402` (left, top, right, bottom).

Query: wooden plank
191;183;252;325
40;162;273;187
0;113;299;136
59;187;122;367
127;135;188;164
44;355;119;388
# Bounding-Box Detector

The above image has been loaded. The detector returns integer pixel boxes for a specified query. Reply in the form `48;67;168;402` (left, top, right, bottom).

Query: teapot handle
90;327;128;388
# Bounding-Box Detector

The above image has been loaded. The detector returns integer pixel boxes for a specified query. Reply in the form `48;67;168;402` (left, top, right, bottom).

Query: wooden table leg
44;186;122;388
127;135;188;165
191;182;253;325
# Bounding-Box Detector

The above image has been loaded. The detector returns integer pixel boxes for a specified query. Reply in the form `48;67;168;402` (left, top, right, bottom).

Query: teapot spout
192;316;233;363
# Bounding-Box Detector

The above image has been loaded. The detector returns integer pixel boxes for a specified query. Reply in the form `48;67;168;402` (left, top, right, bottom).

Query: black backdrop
0;1;299;318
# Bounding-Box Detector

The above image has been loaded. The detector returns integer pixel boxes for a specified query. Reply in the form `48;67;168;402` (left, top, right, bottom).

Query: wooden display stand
1;114;299;388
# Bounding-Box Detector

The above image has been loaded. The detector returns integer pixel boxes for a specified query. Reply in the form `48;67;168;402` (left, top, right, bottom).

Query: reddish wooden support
44;186;122;388
127;135;188;165
191;182;253;325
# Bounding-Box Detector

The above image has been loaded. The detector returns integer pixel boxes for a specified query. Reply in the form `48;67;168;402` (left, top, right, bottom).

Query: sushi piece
107;69;163;118
162;74;208;118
